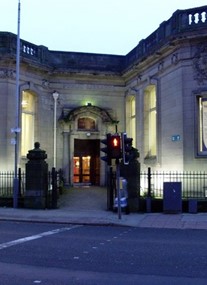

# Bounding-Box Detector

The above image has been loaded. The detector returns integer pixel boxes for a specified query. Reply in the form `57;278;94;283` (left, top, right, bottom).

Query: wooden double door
73;139;100;185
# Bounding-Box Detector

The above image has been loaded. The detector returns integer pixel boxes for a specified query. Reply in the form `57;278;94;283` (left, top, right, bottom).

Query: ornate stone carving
193;45;207;84
62;105;116;123
0;69;15;79
171;53;178;65
42;79;50;88
158;61;164;72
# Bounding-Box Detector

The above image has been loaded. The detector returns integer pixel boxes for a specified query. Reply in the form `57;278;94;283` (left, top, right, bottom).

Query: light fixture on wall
53;91;59;168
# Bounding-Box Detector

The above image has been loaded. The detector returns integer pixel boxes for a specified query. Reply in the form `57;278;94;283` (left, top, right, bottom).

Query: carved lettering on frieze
193;45;207;84
0;69;15;79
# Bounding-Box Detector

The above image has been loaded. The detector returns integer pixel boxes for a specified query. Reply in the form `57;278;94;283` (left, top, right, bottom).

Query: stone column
62;131;70;185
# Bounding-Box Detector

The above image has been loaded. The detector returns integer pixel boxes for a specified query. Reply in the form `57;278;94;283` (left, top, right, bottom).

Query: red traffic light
112;137;119;147
109;135;121;159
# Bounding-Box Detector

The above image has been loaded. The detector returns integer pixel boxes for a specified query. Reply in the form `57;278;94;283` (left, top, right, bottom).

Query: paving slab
0;187;206;229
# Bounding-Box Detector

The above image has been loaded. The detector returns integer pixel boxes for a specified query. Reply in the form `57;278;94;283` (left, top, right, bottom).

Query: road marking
0;225;81;250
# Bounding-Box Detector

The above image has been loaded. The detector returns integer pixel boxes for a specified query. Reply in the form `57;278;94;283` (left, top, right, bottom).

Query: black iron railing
0;169;25;197
140;169;207;199
0;169;64;207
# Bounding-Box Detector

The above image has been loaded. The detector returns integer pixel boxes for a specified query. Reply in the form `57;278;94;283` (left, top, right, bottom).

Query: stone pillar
24;142;48;209
62;131;69;185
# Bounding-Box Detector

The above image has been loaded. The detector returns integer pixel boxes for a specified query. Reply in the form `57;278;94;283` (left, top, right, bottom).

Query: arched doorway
60;104;117;186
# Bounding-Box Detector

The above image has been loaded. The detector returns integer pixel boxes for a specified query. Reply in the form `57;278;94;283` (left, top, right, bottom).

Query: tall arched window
144;85;157;158
21;91;35;156
126;96;136;146
197;95;207;155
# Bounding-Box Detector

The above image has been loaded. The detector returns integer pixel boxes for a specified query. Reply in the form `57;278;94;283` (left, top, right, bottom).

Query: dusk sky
1;0;206;55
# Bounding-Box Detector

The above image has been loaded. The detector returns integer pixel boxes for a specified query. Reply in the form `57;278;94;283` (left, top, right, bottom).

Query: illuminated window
198;96;207;155
144;85;157;158
21;91;35;156
78;117;96;130
126;96;136;146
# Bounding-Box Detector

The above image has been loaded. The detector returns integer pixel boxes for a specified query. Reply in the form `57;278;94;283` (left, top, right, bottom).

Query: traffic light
100;133;112;165
121;132;133;165
109;134;121;159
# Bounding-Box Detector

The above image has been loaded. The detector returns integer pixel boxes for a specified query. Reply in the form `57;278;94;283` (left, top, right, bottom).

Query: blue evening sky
1;0;206;55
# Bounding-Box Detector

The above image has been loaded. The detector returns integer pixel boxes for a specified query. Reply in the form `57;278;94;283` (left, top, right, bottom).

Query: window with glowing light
144;85;157;159
198;96;207;155
78;117;96;130
126;96;136;146
21;91;35;156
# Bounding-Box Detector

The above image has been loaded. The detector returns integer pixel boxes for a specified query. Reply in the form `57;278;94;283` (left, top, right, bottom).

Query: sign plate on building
171;135;181;142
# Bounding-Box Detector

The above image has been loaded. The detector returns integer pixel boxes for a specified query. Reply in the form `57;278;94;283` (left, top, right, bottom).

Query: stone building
0;5;207;186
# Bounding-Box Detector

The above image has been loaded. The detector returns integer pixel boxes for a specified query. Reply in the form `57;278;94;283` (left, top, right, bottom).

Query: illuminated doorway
73;139;100;185
73;156;91;183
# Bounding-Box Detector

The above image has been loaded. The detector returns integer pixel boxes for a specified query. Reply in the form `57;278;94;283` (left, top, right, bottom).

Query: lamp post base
13;177;19;208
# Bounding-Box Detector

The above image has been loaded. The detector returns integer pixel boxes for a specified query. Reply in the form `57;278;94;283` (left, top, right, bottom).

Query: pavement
0;186;207;230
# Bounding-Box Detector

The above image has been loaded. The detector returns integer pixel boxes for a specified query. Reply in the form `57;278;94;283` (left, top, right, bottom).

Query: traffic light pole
101;132;123;219
116;158;121;220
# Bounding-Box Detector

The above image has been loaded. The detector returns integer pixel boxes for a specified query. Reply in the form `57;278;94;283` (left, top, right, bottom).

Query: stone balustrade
125;5;207;67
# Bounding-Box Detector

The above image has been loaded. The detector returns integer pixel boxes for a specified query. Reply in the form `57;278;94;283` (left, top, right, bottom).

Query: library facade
0;5;207;185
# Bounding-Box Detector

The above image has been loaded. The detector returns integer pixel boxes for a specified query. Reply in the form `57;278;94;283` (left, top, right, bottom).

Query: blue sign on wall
171;135;181;141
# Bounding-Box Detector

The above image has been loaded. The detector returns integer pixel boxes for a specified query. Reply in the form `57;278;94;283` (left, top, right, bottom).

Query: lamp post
53;91;59;168
13;0;21;208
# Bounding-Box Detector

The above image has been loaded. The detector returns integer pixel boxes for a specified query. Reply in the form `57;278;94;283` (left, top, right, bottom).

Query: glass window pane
199;98;207;153
21;113;34;156
144;85;157;158
22;91;35;112
78;117;95;130
21;92;35;156
131;98;135;116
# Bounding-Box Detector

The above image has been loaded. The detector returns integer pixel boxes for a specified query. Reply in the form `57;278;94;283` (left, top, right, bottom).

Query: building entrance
73;139;100;185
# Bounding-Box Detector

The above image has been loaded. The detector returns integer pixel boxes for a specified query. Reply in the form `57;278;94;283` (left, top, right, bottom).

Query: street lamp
53;91;59;168
13;0;21;208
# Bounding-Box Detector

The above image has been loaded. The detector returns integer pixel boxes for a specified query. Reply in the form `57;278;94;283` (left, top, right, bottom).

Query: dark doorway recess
73;139;100;185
